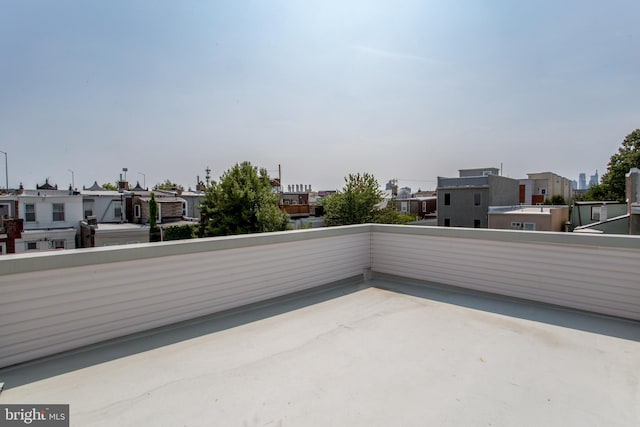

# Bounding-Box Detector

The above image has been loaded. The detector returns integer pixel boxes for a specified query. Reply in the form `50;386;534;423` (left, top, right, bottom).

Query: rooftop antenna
68;169;75;190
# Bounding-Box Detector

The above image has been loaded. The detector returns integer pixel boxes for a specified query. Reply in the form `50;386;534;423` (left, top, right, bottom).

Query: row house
488;205;570;232
82;181;128;223
0;182;83;253
436;168;520;228
280;185;312;218
0;199;24;254
520;172;574;204
79;182;147;248
84;181;199;227
130;187;188;225
1;178;207;252
392;197;437;219
180;190;206;220
278;184;327;218
79;182;205;248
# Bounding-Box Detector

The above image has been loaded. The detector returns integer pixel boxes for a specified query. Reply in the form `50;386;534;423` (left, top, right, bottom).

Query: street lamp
138;172;146;190
68;169;75;190
0;150;7;190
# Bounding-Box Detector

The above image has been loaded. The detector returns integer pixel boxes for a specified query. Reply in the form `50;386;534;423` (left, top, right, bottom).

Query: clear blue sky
1;0;639;191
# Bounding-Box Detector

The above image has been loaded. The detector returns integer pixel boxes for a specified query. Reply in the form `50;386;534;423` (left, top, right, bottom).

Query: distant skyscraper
579;173;586;190
588;170;599;188
385;179;398;197
397;186;412;199
572;180;578;190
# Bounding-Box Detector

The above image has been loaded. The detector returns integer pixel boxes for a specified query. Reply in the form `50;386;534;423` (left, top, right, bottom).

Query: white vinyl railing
370;225;640;321
1;225;639;368
0;226;370;368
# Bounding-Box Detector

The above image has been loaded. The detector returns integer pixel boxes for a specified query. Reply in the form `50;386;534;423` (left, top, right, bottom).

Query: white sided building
12;186;83;253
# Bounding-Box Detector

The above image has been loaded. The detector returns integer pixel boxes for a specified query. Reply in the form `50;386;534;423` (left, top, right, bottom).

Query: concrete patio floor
1;277;639;426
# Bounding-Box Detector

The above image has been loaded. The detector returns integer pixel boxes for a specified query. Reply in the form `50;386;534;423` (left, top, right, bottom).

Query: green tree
598;129;640;201
153;179;184;192
164;224;197;241
372;205;414;224
323;173;384;226
199;161;288;237
580;183;617;201
545;195;566;205
148;192;162;242
102;182;117;191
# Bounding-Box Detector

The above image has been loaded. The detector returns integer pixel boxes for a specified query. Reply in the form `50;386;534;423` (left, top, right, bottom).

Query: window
444;193;451;206
474;219;481;228
52;240;65;250
444;218;450;227
523;222;536;231
26;242;37;250
511;222;522;229
422;201;427;212
182;202;187;216
401;202;408;213
114;202;122;220
25;204;36;222
52;203;65;221
474;193;481;206
134;205;141;218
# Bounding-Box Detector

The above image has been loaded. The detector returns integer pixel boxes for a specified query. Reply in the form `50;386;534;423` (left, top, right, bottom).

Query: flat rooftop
1;277;638;426
92;223;149;231
488;205;566;215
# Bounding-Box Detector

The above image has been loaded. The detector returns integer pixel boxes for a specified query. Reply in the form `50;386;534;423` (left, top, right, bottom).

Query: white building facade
13;189;83;252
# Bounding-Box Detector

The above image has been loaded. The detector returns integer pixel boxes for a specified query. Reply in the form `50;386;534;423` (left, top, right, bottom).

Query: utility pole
279;164;283;201
0;150;7;190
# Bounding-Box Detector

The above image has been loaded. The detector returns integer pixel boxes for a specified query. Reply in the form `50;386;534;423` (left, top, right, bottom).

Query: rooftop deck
1;276;638;426
1;225;639;425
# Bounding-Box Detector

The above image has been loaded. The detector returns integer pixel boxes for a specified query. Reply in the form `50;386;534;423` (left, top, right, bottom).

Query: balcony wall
0;227;370;368
1;225;639;368
371;225;640;321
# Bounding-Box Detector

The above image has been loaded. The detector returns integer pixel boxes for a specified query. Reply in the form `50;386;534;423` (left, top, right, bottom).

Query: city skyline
0;163;606;194
2;1;639;191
